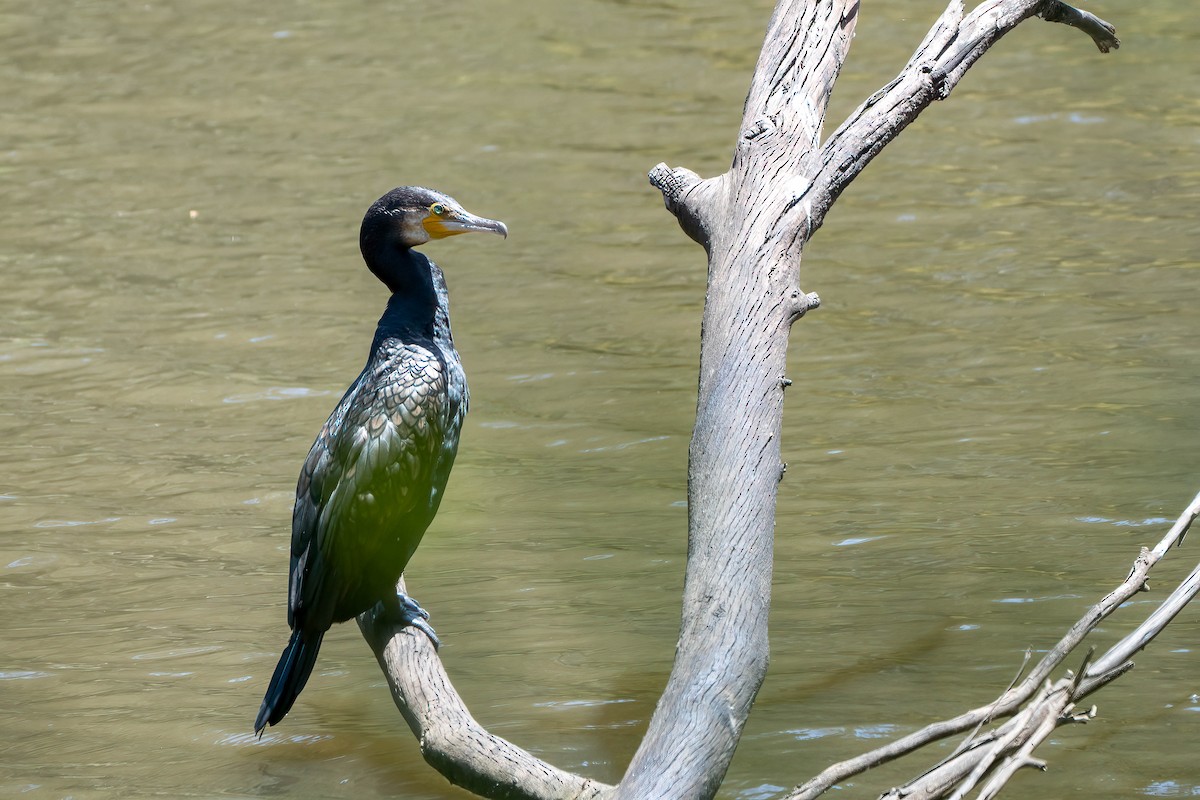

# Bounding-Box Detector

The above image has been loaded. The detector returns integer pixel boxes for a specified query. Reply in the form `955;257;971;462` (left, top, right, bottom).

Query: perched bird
254;186;507;734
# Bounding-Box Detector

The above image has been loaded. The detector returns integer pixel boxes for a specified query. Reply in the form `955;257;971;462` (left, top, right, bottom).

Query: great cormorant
254;186;507;733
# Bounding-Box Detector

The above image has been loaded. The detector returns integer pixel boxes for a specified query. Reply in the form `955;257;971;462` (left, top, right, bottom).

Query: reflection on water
2;0;1198;797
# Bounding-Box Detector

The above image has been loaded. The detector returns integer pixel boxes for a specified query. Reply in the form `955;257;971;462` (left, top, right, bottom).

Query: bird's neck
367;245;453;348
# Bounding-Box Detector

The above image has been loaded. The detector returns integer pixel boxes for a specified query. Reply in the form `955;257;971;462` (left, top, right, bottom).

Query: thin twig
789;490;1197;800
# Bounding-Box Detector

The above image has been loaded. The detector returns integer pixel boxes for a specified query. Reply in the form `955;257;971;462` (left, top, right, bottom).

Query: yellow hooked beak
422;203;508;240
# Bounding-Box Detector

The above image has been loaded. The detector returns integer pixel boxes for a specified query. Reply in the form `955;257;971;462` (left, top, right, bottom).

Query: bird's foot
387;591;441;649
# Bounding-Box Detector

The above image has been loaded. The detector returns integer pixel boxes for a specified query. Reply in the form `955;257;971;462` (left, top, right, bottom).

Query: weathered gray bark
357;579;610;800
613;5;857;797
352;3;1160;799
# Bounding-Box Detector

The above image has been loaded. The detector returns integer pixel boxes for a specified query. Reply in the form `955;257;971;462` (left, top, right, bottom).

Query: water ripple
1143;780;1200;797
217;731;333;747
834;535;886;547
1013;111;1106;125
131;645;222;661
580;435;670;453
35;517;121;529
222;386;332;404
737;784;788;800
0;670;53;680
854;723;899;740
994;594;1082;604
533;697;634;709
787;726;845;741
1077;515;1173;528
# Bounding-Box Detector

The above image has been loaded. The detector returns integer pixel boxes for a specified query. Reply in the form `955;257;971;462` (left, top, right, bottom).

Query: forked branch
357;3;1135;799
792;491;1199;799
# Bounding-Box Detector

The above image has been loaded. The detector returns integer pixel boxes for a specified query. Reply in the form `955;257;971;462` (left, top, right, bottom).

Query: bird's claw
392;591;440;649
395;592;431;621
407;616;441;649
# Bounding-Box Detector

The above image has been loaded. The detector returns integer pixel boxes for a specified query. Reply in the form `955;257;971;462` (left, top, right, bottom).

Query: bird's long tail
254;628;325;734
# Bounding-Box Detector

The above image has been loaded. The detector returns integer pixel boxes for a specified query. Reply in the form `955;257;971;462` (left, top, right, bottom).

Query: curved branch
1040;0;1121;53
357;583;612;800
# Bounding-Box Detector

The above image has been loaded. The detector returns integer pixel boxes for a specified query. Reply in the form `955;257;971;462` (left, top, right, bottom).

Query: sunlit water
2;1;1198;798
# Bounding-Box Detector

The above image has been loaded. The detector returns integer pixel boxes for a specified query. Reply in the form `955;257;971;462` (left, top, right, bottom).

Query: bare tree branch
1040;0;1121;52
791;490;1199;799
1086;491;1200;676
809;0;1118;236
357;580;613;800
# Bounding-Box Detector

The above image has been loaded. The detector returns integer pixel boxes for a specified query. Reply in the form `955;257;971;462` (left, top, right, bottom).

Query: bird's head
360;186;508;255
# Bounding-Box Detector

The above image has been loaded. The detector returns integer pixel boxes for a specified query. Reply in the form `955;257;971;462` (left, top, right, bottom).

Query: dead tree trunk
352;3;1176;799
611;3;856;796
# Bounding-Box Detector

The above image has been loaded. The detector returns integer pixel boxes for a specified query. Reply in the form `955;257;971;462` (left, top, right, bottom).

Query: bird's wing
288;342;455;629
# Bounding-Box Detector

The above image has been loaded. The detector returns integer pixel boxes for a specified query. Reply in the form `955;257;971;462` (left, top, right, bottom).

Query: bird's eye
430;203;447;216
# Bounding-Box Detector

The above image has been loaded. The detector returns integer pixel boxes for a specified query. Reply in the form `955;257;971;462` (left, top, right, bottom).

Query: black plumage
255;187;506;733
